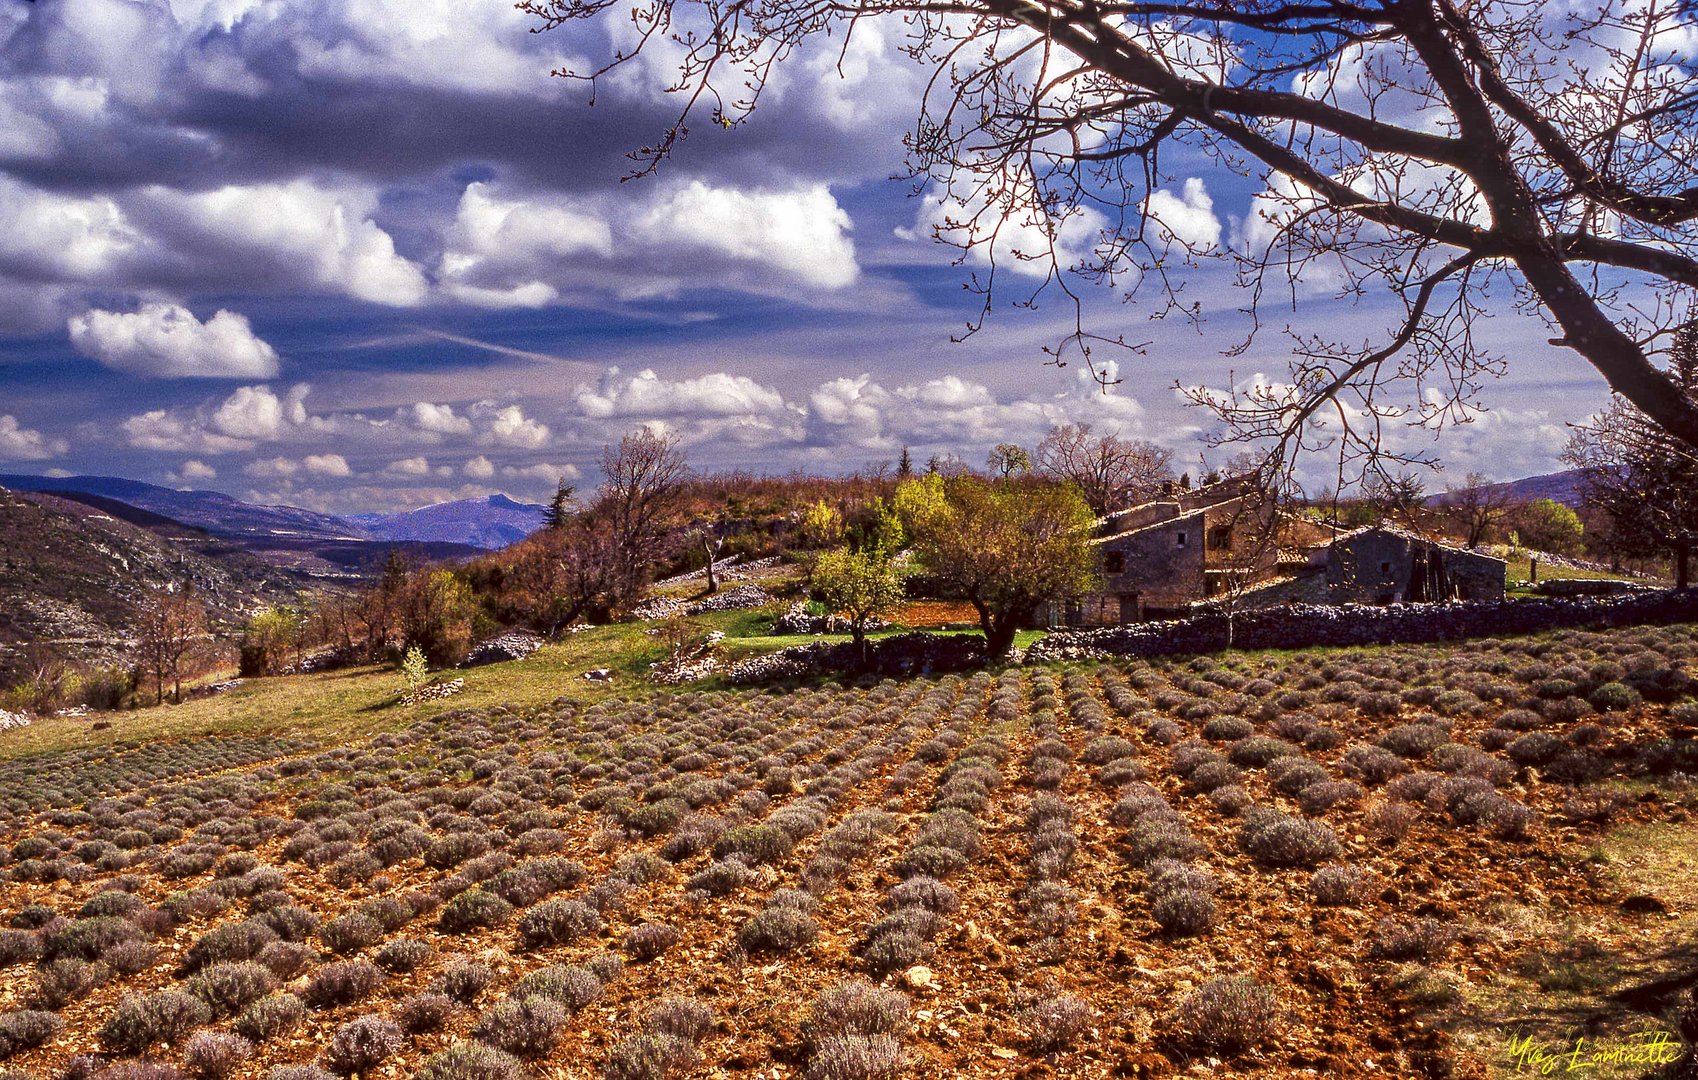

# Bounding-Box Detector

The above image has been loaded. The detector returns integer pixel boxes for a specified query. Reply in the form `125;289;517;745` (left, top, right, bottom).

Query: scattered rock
462;630;544;668
0;708;30;732
402;678;464;704
584;668;615;682
771;599;888;636
904;965;936;990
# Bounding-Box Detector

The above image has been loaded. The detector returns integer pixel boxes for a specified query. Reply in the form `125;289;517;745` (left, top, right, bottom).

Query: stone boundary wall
1027;589;1698;662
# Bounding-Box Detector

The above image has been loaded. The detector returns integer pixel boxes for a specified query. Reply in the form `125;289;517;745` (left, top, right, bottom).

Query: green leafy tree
895;474;1096;660
399;645;430;699
809;548;904;662
798;500;845;550
1512;498;1585;557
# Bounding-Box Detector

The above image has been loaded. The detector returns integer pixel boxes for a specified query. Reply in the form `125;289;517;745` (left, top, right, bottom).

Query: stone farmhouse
1043;480;1507;628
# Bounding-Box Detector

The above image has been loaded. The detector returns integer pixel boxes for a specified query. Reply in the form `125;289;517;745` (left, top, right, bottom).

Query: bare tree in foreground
525;0;1698;484
137;589;208;705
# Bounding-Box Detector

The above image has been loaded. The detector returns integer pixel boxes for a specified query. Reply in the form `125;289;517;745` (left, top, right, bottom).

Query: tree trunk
702;536;720;594
1679;547;1690;590
851;623;868;668
984;617;1019;662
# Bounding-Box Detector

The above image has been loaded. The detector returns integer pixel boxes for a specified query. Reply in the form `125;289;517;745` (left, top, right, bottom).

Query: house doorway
1118;594;1141;623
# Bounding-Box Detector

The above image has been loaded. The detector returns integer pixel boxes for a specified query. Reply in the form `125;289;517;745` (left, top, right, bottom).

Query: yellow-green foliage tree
239;604;304;677
400;569;478;667
798;499;845;550
895;474;1096;660
810;547;904;661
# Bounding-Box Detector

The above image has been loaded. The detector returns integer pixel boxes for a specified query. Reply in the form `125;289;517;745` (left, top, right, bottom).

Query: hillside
0;474;485;577
352;493;546;549
0;488;300;680
0;618;1695;1079
1436;468;1589;508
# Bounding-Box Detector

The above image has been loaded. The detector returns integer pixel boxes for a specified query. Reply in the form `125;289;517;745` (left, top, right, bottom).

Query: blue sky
0;0;1607;513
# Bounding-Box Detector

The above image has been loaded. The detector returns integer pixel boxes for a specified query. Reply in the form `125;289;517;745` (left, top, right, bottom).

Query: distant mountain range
350;494;546;550
0;474;541;552
1435;469;1588;508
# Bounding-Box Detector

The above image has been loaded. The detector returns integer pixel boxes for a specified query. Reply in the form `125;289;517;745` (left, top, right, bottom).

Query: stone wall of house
1100;509;1208;608
1326;531;1505;603
1027;589;1698;663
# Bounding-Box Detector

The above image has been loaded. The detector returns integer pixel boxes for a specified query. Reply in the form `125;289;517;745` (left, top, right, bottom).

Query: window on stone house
1104;551;1125;574
1176;531;1187;549
1207;525;1233;551
1380;560;1392;575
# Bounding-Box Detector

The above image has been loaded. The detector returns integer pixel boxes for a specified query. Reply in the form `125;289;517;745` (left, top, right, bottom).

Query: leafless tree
987;442;1033;478
136;588;208;705
1036;422;1175;513
595;428;692;590
1566;320;1698;586
525;0;1698;486
1444;471;1513;548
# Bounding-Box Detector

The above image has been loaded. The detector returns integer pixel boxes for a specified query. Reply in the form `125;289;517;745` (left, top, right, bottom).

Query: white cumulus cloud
67;303;281;378
303;452;351;477
0;414;67;460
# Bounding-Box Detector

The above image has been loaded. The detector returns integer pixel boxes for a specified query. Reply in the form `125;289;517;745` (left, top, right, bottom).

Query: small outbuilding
1320;525;1506;604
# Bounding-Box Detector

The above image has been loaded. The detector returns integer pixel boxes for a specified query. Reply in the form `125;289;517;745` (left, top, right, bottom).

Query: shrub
1309;865;1366;906
890;846;969;880
439;890;513;934
1239;811;1341;869
859;930;932;976
1297;780;1363;815
1268;757;1328;795
886;877;960;914
100;990;212;1055
1209;785;1253;816
0;931;41;968
0;1009;63;1058
644;997;716;1043
1020;994;1093;1054
1125;816;1206;866
183;1032;252;1080
374;937;433;974
1340;746;1409;786
602;1032;699;1080
1201;717;1254;742
1370;916;1456;960
320;914;383;955
398;992;458;1034
804;980;910;1045
256;941;313;980
1589;682;1641;711
807;1035;905;1080
325;1015;404;1075
739;907;818;954
104;940;156;976
188;961;276;1017
302;959;386;1009
258;906;318;943
473;997;567;1058
685;860;756;897
184;920;278;971
1151;889;1216;937
624;922;680;962
1184;760;1243;794
1378;724;1448;759
436;957;495;1004
518;898;603;949
1169;977;1281;1055
268;1068;335;1080
712;825;794;865
44;916;144;963
1506;732;1564;767
34;957;106;1008
425;833;493;870
233;993;306;1042
418;1042;523;1080
510;965;604;1011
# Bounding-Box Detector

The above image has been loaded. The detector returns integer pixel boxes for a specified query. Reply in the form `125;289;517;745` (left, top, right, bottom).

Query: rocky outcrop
629;583;774;621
